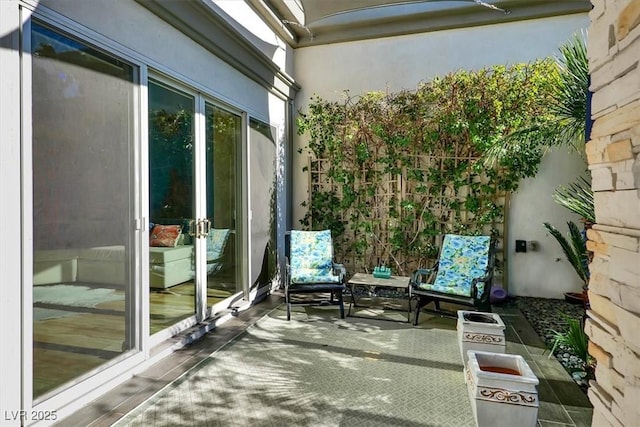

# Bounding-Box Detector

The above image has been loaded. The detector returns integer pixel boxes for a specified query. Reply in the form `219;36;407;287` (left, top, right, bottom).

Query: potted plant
551;173;594;302
539;32;593;306
543;221;589;305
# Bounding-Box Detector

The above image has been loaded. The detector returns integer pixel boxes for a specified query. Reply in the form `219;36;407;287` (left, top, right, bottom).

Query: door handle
197;219;204;238
195;218;211;238
189;219;212;238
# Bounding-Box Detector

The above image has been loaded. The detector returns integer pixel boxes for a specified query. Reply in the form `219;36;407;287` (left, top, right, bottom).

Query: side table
347;273;412;322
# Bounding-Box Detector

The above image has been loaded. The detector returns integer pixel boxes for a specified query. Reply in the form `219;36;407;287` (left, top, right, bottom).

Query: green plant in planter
553;176;595;225
543;221;589;290
540;32;592;299
549;176;594;304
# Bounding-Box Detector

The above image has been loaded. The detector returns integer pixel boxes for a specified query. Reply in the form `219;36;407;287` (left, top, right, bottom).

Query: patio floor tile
59;294;593;426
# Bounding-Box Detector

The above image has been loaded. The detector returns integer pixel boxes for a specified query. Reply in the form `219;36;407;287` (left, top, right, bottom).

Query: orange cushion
150;224;182;247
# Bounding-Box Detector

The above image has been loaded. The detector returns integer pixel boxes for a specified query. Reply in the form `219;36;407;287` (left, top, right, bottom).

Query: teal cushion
290;268;341;284
417;235;490;297
207;229;230;262
290;230;340;284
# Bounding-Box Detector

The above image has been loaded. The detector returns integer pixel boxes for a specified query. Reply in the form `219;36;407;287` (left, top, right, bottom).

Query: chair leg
285;289;291;321
338;292;345;319
479;297;492;313
413;296;433;326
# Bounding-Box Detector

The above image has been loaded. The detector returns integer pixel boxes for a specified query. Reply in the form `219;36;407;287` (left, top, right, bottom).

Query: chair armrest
472;271;492;284
410;268;435;288
470;270;493;299
332;263;347;283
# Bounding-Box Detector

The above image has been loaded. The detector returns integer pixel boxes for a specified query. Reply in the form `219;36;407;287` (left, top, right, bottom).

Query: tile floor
57;293;593;427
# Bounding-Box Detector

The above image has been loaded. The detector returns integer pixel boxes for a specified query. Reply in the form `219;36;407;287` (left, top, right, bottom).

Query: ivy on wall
296;59;561;276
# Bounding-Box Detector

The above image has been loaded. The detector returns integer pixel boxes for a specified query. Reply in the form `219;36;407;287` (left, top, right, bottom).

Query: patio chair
284;230;347;320
410;234;496;325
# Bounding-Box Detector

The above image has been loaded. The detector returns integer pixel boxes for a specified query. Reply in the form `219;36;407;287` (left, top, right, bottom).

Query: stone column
586;1;640;426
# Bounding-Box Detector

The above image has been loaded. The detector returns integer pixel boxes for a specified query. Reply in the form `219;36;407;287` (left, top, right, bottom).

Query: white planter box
457;310;506;367
465;350;539;427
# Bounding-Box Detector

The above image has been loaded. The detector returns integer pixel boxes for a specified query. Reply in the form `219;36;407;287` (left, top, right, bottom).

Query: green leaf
543;221;589;287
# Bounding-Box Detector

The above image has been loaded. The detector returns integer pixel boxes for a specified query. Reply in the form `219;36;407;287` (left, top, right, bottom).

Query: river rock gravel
499;296;592;392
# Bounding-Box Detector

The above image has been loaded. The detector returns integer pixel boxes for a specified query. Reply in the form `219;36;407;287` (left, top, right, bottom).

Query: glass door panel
204;104;240;303
31;22;136;399
148;80;196;334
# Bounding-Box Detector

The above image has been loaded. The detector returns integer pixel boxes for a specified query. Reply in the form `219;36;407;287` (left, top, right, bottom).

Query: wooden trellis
307;154;508;289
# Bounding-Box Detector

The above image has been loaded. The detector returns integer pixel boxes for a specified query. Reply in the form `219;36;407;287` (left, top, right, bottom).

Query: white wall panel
0;2;24;425
39;0;275;121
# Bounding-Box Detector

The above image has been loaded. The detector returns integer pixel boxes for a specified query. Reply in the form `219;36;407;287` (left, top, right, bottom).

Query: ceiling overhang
252;0;592;47
135;0;300;98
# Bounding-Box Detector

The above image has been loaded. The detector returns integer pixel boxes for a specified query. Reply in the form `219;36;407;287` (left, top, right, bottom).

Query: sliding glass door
27;11;277;410
148;80;197;334
204;104;241;306
148;82;243;334
31;22;136;400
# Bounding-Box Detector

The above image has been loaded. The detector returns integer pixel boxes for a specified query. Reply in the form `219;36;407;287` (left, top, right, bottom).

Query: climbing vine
297;59;560;276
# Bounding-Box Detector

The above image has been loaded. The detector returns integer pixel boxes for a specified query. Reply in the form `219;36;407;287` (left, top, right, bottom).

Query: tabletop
348;272;411;289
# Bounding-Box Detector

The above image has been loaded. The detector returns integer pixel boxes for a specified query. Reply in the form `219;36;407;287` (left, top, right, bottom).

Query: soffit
259;0;592;47
135;0;300;98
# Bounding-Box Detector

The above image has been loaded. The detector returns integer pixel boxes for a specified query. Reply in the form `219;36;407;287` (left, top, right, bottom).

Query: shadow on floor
492;305;593;427
58;294;593;427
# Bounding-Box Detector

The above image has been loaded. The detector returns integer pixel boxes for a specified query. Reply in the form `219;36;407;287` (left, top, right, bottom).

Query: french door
148;79;242;335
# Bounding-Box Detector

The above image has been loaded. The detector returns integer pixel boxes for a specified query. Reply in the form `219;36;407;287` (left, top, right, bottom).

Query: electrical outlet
515;240;527;253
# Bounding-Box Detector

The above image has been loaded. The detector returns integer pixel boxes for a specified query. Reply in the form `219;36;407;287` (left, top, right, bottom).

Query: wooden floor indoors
33;276;237;398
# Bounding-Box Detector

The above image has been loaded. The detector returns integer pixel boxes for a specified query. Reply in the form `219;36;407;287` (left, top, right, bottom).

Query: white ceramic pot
457;310;506;367
465;350;539;427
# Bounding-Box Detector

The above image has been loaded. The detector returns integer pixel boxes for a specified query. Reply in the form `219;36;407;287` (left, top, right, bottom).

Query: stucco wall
508;150;588;298
39;0;284;123
292;13;590;298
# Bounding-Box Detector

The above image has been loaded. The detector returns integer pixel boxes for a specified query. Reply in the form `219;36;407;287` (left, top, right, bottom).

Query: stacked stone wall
586;1;640;426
